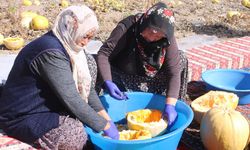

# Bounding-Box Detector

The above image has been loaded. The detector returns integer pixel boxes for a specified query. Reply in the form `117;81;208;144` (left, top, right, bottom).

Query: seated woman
96;2;188;127
0;5;119;150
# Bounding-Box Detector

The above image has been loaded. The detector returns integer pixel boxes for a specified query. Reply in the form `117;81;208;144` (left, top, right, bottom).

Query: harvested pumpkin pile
105;109;168;141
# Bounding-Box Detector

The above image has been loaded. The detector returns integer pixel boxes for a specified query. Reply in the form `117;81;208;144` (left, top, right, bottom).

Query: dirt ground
0;0;249;54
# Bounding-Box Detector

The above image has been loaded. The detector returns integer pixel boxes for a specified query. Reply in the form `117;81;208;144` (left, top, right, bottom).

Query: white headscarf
52;5;99;103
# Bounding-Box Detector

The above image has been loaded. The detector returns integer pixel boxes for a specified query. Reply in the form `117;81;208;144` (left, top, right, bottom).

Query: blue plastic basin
202;69;250;105
85;92;194;150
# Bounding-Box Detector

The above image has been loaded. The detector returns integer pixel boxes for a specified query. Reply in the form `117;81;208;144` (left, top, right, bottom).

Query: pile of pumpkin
0;11;49;50
191;91;249;150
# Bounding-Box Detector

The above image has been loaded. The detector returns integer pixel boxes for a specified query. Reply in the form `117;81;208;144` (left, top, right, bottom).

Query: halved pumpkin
3;37;24;50
127;109;167;137
191;90;239;123
119;130;151;140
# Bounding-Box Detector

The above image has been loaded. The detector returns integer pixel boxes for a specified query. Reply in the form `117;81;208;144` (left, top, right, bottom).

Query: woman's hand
163;97;178;127
163;104;177;127
104;80;127;100
103;120;119;140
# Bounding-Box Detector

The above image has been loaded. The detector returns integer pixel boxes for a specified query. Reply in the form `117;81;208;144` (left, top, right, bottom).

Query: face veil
135;2;175;77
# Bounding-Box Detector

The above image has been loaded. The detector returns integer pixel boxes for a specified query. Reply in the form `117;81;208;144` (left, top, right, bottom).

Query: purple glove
163;104;178;127
104;80;128;100
103;121;119;140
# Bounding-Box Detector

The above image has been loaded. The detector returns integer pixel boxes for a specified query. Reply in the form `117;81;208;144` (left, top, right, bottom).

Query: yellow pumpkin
200;107;249;150
31;15;49;30
0;34;4;45
3;37;24;50
20;11;38;29
227;11;241;19
242;0;250;8
22;0;32;6
127;109;167;137
119;130;151;140
191;91;238;123
61;0;69;8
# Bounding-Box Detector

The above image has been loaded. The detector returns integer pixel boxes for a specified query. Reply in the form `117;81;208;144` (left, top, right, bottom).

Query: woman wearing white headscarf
0;5;119;150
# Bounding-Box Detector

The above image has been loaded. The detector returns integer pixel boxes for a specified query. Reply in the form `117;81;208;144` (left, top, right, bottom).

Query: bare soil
0;0;249;54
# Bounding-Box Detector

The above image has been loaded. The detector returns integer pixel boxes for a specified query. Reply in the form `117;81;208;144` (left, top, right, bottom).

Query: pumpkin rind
200;107;249;150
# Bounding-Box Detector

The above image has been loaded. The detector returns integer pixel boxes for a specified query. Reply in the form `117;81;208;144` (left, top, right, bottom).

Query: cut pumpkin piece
119;130;151;140
127;109;167;137
191;91;239;124
3;37;24;50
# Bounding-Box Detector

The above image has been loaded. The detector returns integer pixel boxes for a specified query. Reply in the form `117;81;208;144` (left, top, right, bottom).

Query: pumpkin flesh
127;109;167;137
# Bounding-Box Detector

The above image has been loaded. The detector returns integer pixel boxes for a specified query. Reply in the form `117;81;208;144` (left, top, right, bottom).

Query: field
0;0;249;54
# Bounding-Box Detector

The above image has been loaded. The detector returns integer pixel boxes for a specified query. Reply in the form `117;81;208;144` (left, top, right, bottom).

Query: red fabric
187;36;250;81
0;129;37;150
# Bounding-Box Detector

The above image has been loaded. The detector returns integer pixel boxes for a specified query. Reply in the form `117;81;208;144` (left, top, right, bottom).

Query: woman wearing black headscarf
97;2;188;126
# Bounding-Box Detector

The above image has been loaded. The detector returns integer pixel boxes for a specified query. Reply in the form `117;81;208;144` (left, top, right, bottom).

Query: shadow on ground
192;24;250;38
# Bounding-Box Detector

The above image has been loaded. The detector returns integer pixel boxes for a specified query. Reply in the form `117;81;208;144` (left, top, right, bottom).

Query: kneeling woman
97;2;188;127
0;5;119;150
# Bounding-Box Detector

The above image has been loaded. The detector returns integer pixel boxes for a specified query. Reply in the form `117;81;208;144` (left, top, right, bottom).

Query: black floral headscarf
135;2;175;77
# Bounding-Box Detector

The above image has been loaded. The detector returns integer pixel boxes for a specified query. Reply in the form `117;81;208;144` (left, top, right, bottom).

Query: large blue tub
85;92;194;150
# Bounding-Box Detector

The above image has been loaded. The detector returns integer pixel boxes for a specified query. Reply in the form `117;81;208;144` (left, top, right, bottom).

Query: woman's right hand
103;120;119;140
104;80;127;100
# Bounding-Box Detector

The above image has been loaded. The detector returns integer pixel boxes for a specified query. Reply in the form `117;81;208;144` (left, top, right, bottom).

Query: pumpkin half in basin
127;109;168;137
191;91;239;123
